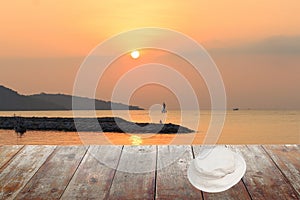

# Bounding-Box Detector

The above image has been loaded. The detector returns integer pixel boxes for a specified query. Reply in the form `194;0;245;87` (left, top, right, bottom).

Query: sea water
0;110;299;144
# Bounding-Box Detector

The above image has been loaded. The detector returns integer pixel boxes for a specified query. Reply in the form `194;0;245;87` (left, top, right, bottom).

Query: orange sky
0;1;300;109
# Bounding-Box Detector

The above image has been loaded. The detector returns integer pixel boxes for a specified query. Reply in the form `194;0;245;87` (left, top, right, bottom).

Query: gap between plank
191;145;204;200
105;145;125;199
59;146;90;199
0;145;25;172
237;145;253;200
241;176;253;200
153;145;158;199
13;145;57;198
261;145;300;197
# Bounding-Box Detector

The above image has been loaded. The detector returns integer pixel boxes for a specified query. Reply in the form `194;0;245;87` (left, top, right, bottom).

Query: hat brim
187;151;246;193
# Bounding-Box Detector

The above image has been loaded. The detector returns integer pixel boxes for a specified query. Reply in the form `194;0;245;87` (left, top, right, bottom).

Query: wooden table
0;145;299;199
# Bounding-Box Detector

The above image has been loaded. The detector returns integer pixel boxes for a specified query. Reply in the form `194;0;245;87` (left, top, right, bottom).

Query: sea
0;110;299;145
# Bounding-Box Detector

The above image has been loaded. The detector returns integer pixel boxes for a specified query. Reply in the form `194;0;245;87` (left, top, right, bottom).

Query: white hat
187;146;246;193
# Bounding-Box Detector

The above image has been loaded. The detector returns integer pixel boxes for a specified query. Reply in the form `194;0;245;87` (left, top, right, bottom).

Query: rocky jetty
0;117;194;134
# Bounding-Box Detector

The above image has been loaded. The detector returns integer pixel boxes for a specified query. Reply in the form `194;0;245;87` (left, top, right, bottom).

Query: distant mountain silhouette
0;85;143;111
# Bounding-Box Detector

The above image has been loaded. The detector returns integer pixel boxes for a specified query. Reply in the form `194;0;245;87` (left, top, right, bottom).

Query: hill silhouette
0;85;143;111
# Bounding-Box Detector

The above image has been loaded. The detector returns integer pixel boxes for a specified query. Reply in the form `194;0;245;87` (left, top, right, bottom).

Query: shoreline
0;116;194;134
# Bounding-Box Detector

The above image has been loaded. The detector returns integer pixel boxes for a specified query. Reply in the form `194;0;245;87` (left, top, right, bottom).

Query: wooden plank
156;145;202;200
263;145;300;197
15;146;88;200
0;145;55;200
61;145;123;199
235;145;299;199
0;145;24;171
192;145;250;200
108;145;156;199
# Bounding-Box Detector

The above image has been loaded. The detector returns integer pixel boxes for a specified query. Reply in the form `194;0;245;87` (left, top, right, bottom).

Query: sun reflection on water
129;135;143;145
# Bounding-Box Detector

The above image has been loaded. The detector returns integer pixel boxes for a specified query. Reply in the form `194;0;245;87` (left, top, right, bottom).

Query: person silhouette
162;102;167;113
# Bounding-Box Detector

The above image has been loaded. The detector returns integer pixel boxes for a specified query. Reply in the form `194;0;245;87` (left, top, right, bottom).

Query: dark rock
0;116;194;134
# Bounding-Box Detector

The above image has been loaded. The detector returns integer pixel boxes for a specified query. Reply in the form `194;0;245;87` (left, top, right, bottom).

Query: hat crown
194;147;235;178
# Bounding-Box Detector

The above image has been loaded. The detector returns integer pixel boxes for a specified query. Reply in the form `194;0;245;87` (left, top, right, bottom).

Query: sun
130;50;140;59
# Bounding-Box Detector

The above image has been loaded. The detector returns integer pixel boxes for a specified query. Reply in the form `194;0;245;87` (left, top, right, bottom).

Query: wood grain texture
61;145;123;199
15;146;88;200
193;145;251;200
263;145;300;197
0;145;299;199
236;145;299;200
108;145;157;199
0;145;55;200
156;145;202;200
0;145;23;171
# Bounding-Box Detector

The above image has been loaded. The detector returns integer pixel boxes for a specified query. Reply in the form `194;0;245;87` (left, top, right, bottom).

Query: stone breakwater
0;117;194;134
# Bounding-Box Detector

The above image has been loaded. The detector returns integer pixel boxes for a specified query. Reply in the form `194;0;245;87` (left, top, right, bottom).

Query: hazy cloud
210;35;300;55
